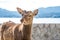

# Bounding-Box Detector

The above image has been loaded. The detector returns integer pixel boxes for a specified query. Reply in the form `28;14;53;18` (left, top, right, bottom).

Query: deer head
17;7;38;25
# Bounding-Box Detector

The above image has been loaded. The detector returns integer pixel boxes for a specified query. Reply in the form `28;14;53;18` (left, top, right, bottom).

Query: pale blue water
0;18;60;24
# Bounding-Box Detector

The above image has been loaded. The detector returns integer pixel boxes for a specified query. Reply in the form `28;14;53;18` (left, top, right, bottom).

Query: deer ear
33;9;38;16
17;7;24;14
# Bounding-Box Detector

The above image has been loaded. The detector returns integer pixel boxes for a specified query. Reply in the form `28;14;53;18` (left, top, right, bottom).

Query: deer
1;7;38;40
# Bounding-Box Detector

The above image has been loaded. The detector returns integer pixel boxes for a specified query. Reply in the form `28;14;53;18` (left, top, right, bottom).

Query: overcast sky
0;0;60;11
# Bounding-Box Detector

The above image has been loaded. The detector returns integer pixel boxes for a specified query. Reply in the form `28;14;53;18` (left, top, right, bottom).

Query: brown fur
1;21;24;40
1;7;38;40
1;21;16;40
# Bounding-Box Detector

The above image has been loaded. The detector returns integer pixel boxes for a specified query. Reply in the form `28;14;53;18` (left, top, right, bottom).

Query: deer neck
23;23;32;40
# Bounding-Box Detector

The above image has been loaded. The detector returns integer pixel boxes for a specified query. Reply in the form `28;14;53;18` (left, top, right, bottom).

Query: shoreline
0;18;60;23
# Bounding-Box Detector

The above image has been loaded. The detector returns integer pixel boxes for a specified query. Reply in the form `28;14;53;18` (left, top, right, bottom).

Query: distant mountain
0;8;21;18
0;6;60;18
36;6;60;18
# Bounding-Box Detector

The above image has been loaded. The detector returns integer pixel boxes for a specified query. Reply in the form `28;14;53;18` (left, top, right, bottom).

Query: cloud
0;0;19;11
0;0;8;3
0;0;60;11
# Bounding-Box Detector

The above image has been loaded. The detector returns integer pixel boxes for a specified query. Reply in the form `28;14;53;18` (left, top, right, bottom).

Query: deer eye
29;15;32;17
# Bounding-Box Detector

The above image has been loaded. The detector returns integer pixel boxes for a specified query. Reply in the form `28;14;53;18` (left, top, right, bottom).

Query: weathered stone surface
32;24;60;40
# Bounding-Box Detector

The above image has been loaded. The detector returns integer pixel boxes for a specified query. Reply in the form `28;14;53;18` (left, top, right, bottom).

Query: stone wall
32;24;60;40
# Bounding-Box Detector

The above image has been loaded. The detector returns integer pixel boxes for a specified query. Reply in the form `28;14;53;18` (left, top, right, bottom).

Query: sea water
0;18;60;24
